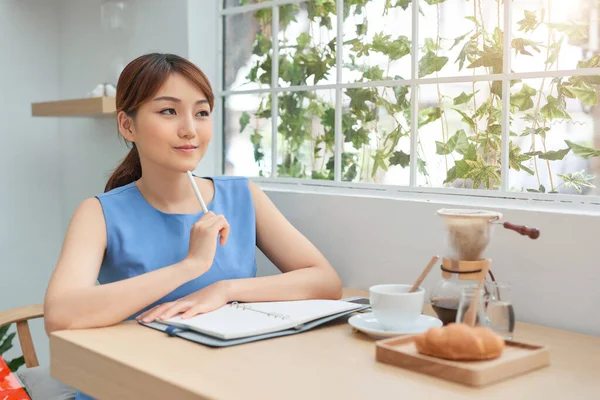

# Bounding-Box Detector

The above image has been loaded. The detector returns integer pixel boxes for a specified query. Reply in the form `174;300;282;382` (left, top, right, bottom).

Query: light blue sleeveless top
75;176;257;400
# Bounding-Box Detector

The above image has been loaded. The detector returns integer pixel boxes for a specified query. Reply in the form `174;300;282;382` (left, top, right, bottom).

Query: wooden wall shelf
31;97;116;117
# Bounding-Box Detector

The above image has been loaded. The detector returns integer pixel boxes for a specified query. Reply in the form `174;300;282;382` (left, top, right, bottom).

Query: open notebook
151;299;365;341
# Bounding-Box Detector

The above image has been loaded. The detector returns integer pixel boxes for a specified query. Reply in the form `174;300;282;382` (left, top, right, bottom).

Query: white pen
186;171;208;213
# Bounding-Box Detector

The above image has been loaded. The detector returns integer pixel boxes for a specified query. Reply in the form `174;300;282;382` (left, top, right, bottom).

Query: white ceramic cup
369;284;425;331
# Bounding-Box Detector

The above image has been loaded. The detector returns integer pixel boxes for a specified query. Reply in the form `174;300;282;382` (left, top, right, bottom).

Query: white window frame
216;0;600;210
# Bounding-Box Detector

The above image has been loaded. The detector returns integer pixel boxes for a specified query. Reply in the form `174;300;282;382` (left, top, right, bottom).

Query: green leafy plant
233;0;600;194
0;324;25;372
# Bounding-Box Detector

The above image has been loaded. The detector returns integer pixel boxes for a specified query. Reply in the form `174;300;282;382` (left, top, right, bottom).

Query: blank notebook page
245;299;360;322
162;299;361;340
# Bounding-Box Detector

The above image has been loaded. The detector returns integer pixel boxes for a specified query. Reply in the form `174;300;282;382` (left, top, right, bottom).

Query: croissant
414;323;505;361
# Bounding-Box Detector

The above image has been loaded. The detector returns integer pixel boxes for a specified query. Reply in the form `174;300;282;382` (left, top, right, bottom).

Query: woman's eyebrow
152;96;208;105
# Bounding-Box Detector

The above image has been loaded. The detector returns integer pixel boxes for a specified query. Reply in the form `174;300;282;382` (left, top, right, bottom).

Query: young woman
44;53;343;398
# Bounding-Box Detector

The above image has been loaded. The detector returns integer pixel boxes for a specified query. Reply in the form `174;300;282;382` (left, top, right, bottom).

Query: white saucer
348;312;443;339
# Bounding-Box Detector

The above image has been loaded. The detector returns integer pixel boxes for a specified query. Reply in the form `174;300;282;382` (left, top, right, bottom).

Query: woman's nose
178;116;196;138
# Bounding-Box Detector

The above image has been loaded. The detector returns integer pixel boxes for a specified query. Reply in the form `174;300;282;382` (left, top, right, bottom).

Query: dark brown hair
104;53;214;192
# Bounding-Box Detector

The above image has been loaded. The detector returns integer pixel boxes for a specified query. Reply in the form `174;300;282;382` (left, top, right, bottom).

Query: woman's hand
136;281;231;323
183;211;230;278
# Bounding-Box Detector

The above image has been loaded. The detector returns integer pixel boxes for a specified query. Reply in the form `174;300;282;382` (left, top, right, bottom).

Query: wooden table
49;288;600;399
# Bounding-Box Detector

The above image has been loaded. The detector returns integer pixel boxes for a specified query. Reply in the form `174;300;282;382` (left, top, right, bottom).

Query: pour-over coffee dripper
429;209;501;325
437;209;502;261
429;208;540;325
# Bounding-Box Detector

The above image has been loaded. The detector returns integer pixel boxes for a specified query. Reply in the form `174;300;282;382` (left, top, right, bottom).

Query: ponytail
104;145;142;192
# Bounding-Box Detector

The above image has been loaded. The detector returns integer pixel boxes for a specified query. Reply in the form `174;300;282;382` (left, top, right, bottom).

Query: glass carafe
456;286;488;326
429;258;492;325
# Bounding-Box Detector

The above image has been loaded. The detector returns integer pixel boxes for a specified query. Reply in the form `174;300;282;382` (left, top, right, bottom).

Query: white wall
187;0;220;177
57;0;193;222
257;188;600;336
0;0;62;366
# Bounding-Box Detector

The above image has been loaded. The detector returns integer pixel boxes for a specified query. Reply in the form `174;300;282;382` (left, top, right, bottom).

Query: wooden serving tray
376;335;550;387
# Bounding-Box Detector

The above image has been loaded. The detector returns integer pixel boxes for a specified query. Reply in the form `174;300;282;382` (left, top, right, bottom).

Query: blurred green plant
1;324;25;372
235;0;599;193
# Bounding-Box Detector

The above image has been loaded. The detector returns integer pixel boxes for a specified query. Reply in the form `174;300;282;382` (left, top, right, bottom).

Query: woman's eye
197;110;210;117
160;108;176;115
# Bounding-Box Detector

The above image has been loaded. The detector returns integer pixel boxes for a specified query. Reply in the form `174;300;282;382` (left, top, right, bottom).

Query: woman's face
123;72;213;174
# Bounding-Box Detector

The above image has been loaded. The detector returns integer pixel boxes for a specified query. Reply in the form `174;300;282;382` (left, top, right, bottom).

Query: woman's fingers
218;220;230;245
180;303;212;319
138;302;174;323
207;215;230;245
158;300;194;321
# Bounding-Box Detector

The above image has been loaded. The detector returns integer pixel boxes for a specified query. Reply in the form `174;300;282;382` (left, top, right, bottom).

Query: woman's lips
174;146;197;153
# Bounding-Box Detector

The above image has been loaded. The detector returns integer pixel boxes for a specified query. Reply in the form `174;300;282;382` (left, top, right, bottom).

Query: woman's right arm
43;198;221;334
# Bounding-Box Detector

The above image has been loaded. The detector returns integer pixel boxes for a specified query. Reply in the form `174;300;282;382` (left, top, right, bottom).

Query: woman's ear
117;111;136;142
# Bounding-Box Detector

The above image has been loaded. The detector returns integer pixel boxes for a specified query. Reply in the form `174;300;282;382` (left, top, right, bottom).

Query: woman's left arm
139;181;342;322
225;181;343;302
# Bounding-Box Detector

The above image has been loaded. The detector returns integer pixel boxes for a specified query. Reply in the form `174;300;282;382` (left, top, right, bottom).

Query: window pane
276;90;335;179
341;85;411;185
224;8;272;91
512;0;600;73
509;76;600;195
224;0;269;7
419;0;504;78
343;0;412;83
418;81;503;190
278;1;338;87
224;93;272;177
